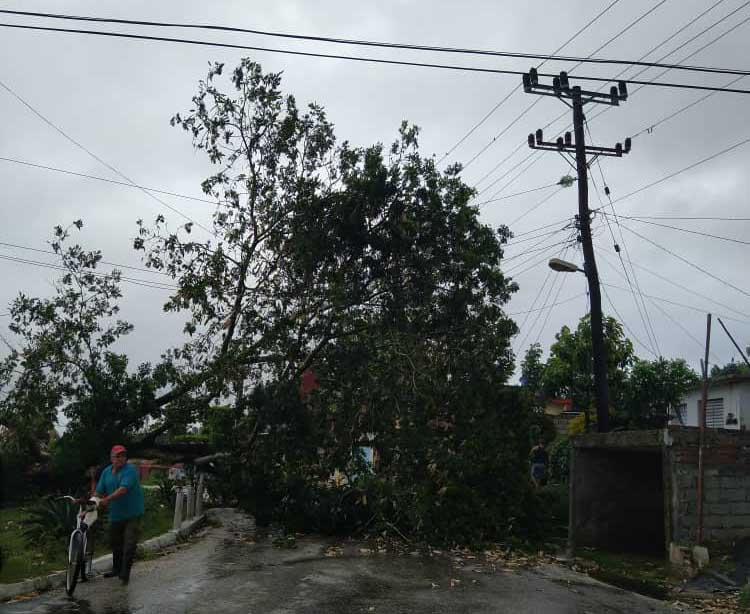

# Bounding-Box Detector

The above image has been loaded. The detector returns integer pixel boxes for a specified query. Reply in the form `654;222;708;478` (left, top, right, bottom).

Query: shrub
22;496;78;549
548;436;571;484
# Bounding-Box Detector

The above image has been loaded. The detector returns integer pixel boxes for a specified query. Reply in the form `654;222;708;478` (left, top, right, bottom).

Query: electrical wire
476;180;561;206
480;1;743;192
0;156;217;205
586;121;660;356
599;278;659;357
593;135;750;212
2;22;750;95
507;188;565;227
594;240;750;320
588;4;750;125
506;292;587;316
7;7;750;76
602;213;750;246
596;247;724;361
0;239;170;277
0;79;213;236
617;223;750;299
601;281;750;325
0;252;178;290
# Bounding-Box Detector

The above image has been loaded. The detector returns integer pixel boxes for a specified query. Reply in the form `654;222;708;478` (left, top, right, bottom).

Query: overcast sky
0;0;748;381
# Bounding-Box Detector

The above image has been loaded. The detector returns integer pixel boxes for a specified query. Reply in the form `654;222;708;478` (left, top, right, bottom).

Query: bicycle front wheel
65;531;84;596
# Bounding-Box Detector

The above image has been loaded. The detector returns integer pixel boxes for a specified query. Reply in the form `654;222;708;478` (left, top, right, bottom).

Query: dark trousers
109;516;142;578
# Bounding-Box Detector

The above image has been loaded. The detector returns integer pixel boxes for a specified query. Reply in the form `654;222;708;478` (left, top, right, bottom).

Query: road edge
0;514;206;602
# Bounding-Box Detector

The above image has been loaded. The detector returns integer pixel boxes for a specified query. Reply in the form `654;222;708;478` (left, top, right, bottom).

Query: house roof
687;372;750;391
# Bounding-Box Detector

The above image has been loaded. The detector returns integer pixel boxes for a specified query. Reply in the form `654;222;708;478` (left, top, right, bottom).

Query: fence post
195;473;205;517
185;485;195;520
172;486;184;530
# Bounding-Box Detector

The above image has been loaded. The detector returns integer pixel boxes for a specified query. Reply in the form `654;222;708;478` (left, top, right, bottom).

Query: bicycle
61;495;100;596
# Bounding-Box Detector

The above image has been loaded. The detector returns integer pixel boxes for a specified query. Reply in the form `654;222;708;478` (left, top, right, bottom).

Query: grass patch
575;548;671;600
0;493;174;585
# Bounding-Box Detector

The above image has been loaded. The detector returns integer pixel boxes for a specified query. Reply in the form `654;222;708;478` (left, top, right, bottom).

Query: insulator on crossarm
615;142;623;156
610;86;619;106
536;128;543;143
553;76;562;95
556;136;564;150
528;133;535;147
618;81;628;100
564;132;572;146
559;71;570;90
523;73;532;92
530;67;539;85
624;137;632;153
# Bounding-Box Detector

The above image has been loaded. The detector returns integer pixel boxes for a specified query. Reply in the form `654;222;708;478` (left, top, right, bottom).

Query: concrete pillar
185;486;195;520
195;473;205;517
172;486;184;530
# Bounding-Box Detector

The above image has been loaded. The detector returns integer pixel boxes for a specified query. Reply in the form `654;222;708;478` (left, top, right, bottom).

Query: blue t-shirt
96;462;145;522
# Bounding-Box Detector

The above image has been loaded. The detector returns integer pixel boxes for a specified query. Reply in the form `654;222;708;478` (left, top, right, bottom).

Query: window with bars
699;398;724;429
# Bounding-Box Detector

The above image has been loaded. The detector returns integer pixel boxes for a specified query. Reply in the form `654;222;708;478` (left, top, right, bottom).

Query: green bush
21;497;78;549
548;436;571;484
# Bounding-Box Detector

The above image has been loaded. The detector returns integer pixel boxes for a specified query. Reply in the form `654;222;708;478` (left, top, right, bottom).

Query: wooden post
697;314;711;544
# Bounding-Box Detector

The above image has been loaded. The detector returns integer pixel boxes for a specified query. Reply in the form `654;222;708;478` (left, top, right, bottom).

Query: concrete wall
570;428;750;556
666;428;750;546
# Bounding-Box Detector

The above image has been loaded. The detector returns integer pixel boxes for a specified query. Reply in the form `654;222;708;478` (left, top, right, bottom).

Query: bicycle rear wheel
66;531;84;596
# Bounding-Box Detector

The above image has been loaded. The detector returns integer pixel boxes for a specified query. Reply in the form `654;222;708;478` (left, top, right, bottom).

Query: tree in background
710;360;750;378
542;315;634;424
0;223;179;485
622;357;699;428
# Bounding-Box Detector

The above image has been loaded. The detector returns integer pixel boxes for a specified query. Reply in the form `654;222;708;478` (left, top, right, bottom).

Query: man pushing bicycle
93;444;144;585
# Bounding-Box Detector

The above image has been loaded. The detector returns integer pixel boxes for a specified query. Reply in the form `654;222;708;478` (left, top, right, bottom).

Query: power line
0;252;177;291
5;8;750;77
0;156;217;205
597;251;722;361
603;213;750;246
618;223;750;299
594;135;750;212
503;238;572;263
506;292;587;316
588;4;750;125
587;121;660;356
631;73;746;139
3;23;750;95
599;279;658;357
0;239;170;277
621;215;750;221
476;180;560;206
467;0;670;182
441;0;622;165
507;188;564;227
0;79;213;235
601;281;750;326
489;0;742;190
594;240;750;320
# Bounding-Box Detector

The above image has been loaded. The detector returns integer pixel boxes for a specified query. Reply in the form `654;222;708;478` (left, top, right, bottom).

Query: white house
674;374;750;430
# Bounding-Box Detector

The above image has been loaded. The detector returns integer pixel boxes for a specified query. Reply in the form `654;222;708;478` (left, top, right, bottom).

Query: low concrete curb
0;514;206;602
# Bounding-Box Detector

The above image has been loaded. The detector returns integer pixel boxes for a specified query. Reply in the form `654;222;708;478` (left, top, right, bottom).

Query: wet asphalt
2;508;683;613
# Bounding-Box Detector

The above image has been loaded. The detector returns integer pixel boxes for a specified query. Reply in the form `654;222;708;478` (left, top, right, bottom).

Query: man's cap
110;444;127;455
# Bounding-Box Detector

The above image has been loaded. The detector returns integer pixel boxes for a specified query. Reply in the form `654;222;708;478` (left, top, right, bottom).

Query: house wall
679;381;750;430
667;428;750;546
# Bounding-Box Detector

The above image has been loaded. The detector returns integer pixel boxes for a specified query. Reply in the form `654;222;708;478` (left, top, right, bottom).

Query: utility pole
522;69;631;433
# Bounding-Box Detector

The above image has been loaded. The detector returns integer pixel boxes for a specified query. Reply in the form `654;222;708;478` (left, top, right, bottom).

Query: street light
548;258;584;274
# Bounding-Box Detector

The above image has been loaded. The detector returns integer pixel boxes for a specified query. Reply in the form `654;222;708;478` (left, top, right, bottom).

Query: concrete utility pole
522;69;632;433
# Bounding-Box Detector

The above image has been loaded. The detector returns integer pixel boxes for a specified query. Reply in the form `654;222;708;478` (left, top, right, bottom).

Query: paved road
3;509;682;613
